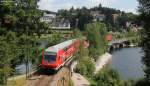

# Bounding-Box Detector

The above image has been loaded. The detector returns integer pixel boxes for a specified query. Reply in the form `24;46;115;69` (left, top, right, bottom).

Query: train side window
64;46;70;51
64;47;67;51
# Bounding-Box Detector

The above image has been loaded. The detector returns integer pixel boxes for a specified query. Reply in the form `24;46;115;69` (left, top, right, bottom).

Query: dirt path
23;74;54;86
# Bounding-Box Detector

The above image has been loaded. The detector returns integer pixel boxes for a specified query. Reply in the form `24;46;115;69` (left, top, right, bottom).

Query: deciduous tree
138;0;150;83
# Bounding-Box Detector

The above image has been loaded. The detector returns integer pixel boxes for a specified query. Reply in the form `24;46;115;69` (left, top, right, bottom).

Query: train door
57;50;64;65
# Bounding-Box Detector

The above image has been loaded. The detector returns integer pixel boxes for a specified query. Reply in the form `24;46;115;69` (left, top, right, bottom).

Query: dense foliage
58;4;137;32
58;7;93;31
86;22;107;60
0;0;49;84
91;68;134;86
138;0;150;84
73;33;94;77
93;68;122;86
76;56;95;77
0;0;140;85
73;22;138;86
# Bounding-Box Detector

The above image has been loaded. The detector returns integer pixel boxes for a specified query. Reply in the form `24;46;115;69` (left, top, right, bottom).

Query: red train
41;39;87;70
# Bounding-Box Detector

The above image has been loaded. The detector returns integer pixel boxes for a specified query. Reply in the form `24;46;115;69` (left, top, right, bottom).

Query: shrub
94;68;122;86
76;56;95;77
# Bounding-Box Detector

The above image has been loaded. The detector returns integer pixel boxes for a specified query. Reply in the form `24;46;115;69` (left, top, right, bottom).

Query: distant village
40;11;71;29
40;10;141;32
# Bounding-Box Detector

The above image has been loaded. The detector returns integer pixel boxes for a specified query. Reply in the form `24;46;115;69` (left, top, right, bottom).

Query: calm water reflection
110;47;144;80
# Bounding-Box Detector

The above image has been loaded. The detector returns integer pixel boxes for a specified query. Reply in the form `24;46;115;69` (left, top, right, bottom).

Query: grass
84;76;97;86
69;79;75;86
7;75;26;86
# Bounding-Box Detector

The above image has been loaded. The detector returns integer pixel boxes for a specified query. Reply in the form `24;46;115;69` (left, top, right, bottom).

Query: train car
41;39;80;70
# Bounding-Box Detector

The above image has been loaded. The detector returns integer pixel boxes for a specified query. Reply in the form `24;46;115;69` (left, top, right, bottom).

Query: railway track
23;67;71;86
23;74;54;86
36;75;54;86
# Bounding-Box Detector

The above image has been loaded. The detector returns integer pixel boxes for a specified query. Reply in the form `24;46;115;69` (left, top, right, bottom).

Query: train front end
41;51;58;70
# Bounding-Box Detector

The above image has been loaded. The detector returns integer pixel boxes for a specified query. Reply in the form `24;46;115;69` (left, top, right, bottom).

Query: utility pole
25;26;30;79
75;18;79;28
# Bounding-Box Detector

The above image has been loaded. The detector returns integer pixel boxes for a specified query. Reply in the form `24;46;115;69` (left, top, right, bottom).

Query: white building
40;11;70;29
40;12;56;23
90;11;105;21
95;14;105;21
51;18;71;29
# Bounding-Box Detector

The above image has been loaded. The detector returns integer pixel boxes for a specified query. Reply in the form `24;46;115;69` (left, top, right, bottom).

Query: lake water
109;47;144;80
15;62;33;75
15;40;48;75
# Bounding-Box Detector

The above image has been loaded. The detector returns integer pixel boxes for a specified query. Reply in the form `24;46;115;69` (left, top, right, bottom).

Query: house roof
40;10;57;14
45;39;77;53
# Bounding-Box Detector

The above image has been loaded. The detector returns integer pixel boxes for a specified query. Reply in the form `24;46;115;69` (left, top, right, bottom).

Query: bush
75;56;95;77
91;68;135;86
75;39;95;77
94;68;122;86
135;79;150;86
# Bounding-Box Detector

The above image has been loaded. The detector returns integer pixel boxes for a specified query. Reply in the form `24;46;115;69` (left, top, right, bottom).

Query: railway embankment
71;52;112;86
7;67;73;86
7;53;112;86
22;67;72;86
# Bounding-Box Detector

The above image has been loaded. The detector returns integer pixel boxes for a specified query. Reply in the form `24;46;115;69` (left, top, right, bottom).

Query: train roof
45;39;77;53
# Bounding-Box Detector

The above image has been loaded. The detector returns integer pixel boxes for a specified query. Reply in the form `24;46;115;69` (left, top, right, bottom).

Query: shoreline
71;52;112;86
94;52;112;74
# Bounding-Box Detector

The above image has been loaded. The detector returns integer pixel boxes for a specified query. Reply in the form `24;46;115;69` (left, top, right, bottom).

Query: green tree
138;0;150;83
86;22;107;60
58;7;93;30
75;39;95;77
0;0;48;35
0;31;18;84
71;29;83;38
0;0;17;29
0;0;47;83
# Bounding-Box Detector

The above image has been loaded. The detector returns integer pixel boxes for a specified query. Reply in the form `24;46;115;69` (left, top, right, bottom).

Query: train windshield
44;54;56;63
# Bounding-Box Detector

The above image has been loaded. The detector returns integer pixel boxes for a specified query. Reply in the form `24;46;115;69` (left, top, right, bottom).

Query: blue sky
38;0;138;14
